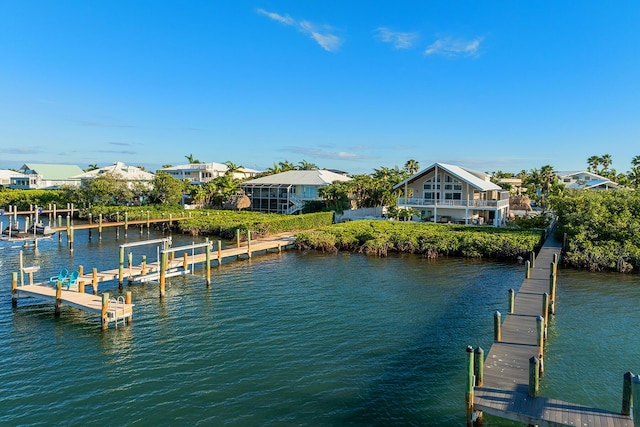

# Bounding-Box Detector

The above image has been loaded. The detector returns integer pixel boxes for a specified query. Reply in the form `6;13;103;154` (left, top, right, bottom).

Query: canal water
0;227;638;426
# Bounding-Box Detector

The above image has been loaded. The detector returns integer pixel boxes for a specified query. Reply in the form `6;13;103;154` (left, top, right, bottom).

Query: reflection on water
0;227;638;426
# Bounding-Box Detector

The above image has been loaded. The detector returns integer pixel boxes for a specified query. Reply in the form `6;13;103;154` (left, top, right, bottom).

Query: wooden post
247;230;252;258
632;375;640;425
542;293;549;339
88;213;92;240
622;371;633;416
160;251;167;298
92;268;98;294
183;252;188;272
124;211;128;237
55;281;62;317
101;292;109;330
118;246;125;289
474;347;484;387
493;311;501;342
99;213;103;240
465;345;475;427
141;255;147;276
169;213;172;226
525;260;530;279
125;291;132;323
530;250;535;268
536;315;544;354
206;241;211;287
146;210;150;228
11;272;18;307
69;226;74;252
508;288;514;314
529;356;540;397
236;229;241;248
217;240;222;267
19;250;24;286
78;265;84;293
549;272;557;315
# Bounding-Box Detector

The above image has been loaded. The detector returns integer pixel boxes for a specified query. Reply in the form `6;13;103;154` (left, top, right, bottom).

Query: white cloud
283;146;362;160
257;9;342;52
375;27;419;49
256;8;295;26
424;36;483;58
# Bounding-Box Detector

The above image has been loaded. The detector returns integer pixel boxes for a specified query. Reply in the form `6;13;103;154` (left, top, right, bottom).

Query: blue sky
1;1;639;175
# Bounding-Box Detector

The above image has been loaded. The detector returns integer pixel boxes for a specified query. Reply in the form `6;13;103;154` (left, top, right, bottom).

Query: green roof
22;164;85;180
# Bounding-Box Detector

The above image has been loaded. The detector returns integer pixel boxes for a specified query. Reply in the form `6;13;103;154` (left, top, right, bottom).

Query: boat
1;221;56;240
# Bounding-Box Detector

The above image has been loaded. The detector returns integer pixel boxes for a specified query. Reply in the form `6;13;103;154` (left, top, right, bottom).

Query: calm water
0;226;638;426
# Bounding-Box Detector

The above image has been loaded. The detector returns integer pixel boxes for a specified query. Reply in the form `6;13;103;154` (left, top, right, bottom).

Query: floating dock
469;235;634;426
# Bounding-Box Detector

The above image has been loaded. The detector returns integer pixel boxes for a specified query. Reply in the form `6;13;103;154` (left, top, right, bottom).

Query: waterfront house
0;169;26;187
556;170;621;190
72;162;155;188
393;162;510;226
10;164;84;189
159;162;260;184
240;170;351;214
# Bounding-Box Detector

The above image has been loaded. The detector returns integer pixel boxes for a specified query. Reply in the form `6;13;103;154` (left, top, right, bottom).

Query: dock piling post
55;281;62;317
549;271;557;315
542;293;549;339
529;356;540;397
19;250;24;286
465;345;475;427
141;255;147;276
622;371;633;416
159;251;167;299
101;292;109;330
236;229;240;248
99;213;103;240
69;226;74;252
124;211;128;238
78;265;84;293
247;230;252;258
118;247;125;289
183;253;188;272
116;212;120;239
530;251;535;268
632;375;640;425
508;288;514;314
11;272;18;307
474;347;484;387
92;268;98;294
525;260;530;279
217;240;222;267
494;311;501;342
536;316;544;354
88;213;92;240
125;291;132;323
206;241;211;287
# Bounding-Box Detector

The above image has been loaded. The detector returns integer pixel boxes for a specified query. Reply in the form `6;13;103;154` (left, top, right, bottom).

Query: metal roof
241;170;351;186
21;164;84;180
393;162;502;192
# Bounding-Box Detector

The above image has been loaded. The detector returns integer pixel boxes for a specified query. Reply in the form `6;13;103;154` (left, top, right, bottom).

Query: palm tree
185;154;201;164
587;155;600;173
224;160;243;176
298;160;319;170
278;160;296;172
631;155;640;169
600;154;612;172
86;164;99;171
404;159;419;175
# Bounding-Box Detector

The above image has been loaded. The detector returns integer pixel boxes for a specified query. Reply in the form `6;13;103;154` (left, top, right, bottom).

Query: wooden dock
472;236;633;426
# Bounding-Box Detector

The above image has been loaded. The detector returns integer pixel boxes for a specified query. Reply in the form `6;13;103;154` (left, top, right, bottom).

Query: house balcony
396;198;509;209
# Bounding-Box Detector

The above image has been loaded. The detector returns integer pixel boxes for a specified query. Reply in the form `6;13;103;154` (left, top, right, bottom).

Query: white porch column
433;165;438;222
465;182;470;225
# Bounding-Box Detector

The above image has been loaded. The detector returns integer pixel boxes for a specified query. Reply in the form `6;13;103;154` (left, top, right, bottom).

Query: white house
556;170;621;190
240;170;351;214
10;164;84;189
393;162;510;226
73;162;155;188
0;169;26;187
160;162;260;183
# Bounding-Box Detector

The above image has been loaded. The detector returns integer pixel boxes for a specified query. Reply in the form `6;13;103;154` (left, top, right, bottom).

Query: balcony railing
397;198;509;209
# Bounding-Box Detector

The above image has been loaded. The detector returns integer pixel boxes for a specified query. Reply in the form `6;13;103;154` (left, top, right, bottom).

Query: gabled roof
393;162;502;192
21;164;84;180
241;170;351;186
73;162;155;180
556;170;609;180
160;162;260;174
0;169;26;179
556;170;621;189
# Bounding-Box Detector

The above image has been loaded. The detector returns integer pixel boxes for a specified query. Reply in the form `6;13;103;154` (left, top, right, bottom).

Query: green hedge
295;220;542;260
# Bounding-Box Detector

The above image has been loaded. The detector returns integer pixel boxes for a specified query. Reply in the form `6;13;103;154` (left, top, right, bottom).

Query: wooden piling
529;356;540;397
11;272;18;307
69;226;74;251
92;268;98;294
19;250;24;286
141;255;147;276
55;281;62;317
508;288;514;314
101;292;109;330
466;345;475;427
536;315;544;354
125;291;132;323
236;229;241;248
632;375;640;425
183;252;188;272
542;293;549;339
78;265;85;293
247;230;252;258
622;371;633;416
530;250;535;268
159;251;167;298
474;347;484;387
217;240;222;266
494;311;501;342
118;247;125;288
124;211;128;237
549;272;557;315
99;213;103;240
525;260;530;279
205;242;211;287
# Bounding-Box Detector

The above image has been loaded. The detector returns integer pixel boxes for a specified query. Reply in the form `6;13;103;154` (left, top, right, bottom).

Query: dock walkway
473;236;633;426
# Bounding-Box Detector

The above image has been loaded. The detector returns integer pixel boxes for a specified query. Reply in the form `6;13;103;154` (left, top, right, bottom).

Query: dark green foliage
0;189;74;210
552;189;640;272
295;220;542;260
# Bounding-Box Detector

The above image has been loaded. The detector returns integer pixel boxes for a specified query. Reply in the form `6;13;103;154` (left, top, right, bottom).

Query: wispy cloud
282;146;365;161
257;8;343;52
424;36;483;58
77;120;134;128
97;149;137;155
375;27;419;49
108;141;132;147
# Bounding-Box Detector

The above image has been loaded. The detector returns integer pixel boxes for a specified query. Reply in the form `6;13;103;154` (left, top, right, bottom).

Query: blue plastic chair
49;269;69;285
62;270;79;290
